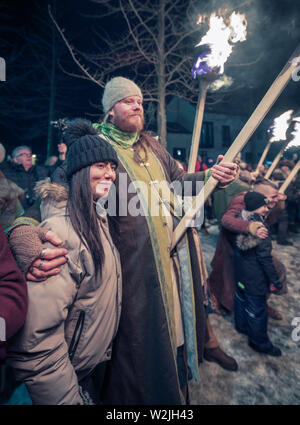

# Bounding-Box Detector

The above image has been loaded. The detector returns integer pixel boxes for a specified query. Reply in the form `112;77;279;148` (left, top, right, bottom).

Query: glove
269;281;283;294
8;225;49;274
248;221;264;236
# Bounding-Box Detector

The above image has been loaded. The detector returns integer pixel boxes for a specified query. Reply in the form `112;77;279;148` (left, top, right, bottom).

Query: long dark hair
67;166;104;278
133;131;157;163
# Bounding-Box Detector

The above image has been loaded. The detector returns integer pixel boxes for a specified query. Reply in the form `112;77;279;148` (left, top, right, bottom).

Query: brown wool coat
102;140;208;405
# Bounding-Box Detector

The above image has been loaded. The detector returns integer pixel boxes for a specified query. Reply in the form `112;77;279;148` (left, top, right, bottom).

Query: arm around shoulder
7;256;84;405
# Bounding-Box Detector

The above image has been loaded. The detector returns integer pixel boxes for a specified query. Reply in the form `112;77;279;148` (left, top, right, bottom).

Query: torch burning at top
188;11;247;173
278;117;300;193
285;117;300;150
268;109;294;142
264;111;298;178
192;12;247;79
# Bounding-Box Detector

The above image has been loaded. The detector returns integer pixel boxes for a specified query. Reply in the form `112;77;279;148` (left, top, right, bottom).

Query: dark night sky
1;0;300;160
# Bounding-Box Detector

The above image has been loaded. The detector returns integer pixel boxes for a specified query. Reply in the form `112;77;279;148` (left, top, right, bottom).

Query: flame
229;12;247;43
285;117;300;150
192;12;247;79
268;109;294;142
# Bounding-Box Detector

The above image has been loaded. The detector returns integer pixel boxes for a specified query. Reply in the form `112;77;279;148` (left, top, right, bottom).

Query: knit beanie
102;77;143;114
244;191;269;211
63;119;118;178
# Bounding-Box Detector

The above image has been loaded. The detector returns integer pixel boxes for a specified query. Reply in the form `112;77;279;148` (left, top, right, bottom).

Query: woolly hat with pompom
102;77;143;115
63;119;118;178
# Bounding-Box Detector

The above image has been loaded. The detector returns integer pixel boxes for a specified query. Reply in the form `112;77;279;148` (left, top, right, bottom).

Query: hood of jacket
34;179;68;221
236;210;265;251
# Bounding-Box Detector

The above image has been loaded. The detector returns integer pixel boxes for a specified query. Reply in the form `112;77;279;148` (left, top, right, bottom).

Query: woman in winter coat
233;191;282;357
8;120;122;405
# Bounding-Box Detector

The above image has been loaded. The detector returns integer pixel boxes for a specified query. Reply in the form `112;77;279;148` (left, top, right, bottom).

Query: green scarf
94;122;139;148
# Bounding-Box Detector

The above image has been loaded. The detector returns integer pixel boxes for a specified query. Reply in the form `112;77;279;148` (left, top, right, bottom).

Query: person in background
44;156;58;167
0;146;49;211
0;143;6;165
206;157;215;168
57;142;67;163
0;176;24;233
183;154;208;172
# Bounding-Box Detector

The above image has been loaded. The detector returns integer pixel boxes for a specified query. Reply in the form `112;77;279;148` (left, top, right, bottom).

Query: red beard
113;113;144;133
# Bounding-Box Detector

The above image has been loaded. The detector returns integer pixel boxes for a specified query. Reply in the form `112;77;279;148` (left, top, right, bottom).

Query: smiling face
109;95;144;133
90;161;117;198
252;204;269;216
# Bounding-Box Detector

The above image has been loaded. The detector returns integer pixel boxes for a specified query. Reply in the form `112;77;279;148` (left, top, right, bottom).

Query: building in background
165;97;273;166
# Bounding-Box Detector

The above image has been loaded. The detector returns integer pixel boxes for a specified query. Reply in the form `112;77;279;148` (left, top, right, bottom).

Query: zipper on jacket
68;311;85;362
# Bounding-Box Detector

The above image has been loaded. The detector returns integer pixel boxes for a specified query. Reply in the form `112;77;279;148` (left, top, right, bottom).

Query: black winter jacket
0;161;49;210
234;212;280;296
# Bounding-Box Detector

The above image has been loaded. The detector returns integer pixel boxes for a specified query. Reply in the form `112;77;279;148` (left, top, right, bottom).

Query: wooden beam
278;159;300;193
188;79;210;173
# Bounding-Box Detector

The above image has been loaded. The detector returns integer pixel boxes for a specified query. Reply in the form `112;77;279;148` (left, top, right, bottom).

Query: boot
203;346;238;371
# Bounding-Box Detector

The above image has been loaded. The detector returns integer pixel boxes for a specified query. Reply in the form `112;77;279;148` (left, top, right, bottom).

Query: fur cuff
236;233;261;251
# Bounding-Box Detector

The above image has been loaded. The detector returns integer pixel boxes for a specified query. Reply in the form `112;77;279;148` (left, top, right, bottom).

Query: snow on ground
190;224;300;405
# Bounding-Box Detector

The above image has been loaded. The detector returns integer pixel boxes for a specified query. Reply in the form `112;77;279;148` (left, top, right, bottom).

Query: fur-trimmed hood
236;232;262;250
236;210;264;251
34;178;68;202
34;179;68;221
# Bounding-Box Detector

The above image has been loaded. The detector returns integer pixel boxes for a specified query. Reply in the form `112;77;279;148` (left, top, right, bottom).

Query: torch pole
264;142;288;179
188;79;210;173
171;43;300;250
278;159;300;193
255;141;272;172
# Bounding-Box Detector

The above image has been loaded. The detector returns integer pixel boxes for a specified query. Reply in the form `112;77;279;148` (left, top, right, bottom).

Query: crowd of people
0;76;299;405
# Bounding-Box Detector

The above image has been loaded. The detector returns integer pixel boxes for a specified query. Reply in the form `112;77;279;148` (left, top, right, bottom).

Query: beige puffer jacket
8;182;122;405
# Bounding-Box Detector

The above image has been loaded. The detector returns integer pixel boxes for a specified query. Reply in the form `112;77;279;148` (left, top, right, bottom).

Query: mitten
8;225;49;274
248;221;263;236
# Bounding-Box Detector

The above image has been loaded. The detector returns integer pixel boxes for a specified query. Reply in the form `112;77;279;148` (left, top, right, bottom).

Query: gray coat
8;182;122;405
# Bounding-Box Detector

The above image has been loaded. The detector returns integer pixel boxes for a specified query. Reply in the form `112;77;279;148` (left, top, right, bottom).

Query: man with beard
8;77;238;404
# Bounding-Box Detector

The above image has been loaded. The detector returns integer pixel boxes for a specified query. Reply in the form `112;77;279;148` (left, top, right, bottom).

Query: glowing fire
192;12;247;79
285;117;300;150
268;109;294;142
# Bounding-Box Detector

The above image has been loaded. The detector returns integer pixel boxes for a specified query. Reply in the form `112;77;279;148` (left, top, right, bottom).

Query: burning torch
262;110;294;178
172;43;300;250
188;12;247;173
279;117;300;193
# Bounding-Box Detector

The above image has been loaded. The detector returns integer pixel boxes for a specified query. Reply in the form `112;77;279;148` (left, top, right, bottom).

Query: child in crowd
234;191;282;357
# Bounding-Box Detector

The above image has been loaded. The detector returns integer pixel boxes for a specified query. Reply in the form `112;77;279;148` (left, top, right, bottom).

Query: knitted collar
98;122;139;148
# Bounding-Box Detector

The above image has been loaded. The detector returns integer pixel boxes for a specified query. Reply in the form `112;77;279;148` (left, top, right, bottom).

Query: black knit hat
63;119;118;178
244;191;269;211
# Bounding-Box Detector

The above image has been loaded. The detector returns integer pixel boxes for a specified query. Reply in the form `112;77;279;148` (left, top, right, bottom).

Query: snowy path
190;225;300;405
